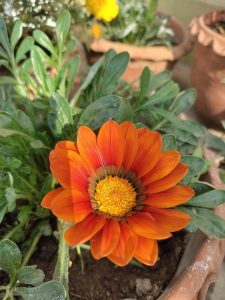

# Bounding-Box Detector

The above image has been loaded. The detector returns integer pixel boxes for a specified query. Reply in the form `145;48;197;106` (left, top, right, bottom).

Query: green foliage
0;240;66;300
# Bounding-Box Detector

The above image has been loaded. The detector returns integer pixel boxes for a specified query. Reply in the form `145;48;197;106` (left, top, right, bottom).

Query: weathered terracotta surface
159;148;225;300
90;16;192;82
190;10;225;127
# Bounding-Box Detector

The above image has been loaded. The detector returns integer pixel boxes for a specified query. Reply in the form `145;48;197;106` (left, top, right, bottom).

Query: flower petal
41;188;64;209
77;126;104;172
55;141;78;152
50;149;90;191
145;163;188;193
64;213;106;247
142;151;180;185
144;185;195;208
128;212;171;240
107;222;137;266
51;190;92;223
97;120;125;169
134;237;158;266
137;127;148;137
120;121;139;171
132;131;162;178
91;219;120;259
144;207;190;232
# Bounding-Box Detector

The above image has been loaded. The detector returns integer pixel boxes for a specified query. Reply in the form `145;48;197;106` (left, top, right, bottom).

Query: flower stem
53;221;70;300
21;232;42;268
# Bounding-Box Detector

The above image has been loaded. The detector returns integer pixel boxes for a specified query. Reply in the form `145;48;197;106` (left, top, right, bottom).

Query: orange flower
42;120;194;266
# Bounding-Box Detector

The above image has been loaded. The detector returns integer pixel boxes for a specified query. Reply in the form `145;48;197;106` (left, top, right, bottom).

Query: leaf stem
53;221;70;300
21;232;42;267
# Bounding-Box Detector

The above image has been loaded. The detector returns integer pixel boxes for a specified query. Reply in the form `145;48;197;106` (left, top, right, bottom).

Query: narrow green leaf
16;37;34;63
33;30;56;55
172;89;196;115
186;190;225;208
99;52;129;95
56;9;71;46
148;70;172;92
18;110;35;134
5;187;16;212
31;47;47;90
162;134;177;151
0;239;22;276
11;20;23;49
138;67;151;103
78;95;121;130
0;16;11;56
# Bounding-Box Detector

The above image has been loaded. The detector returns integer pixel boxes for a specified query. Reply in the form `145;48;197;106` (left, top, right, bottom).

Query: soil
30;232;187;300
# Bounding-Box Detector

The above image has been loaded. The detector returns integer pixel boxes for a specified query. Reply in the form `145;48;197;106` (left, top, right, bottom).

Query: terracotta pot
190;10;225;127
89;15;192;83
159;148;225;300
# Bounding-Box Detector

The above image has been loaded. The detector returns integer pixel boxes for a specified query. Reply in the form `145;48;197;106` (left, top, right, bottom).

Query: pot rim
90;15;192;61
158;148;225;300
190;10;225;56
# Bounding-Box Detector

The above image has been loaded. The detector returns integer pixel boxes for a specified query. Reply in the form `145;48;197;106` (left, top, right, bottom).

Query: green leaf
31;47;47;91
99;52;129;95
186;189;225;208
33;29;56;55
0;239;22;276
144;81;180;107
48;93;73;137
181;155;208;183
114;99;133;122
16;280;66;300
56;9;71;46
138;67;151;103
206;133;225;155
78;95;121;130
11;20;23;49
178;206;225;239
172;89;196;115
0;45;8;59
18;110;35;134
65;56;80;97
0;76;17;84
0;16;11;56
0;128;31;138
5;187;16;212
148;70;172;92
0;204;7;223
30;140;45;149
16;37;34;63
162;134;177;151
190;181;214;195
79;56;104;91
18;266;45;286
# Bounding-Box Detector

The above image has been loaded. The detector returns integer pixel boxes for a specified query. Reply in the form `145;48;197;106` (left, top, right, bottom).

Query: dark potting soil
30;231;187;300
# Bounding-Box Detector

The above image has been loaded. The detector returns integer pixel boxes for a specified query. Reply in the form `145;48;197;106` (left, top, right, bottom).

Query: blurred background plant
92;0;175;46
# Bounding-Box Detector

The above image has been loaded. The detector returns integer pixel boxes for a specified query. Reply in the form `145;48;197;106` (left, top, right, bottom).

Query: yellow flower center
94;176;136;217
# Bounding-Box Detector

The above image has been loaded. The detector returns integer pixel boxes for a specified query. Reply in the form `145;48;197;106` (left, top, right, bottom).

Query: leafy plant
1;8;225;300
0;239;66;300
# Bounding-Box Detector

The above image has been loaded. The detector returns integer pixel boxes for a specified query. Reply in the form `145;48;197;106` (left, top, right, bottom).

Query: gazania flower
42;120;194;266
85;0;119;22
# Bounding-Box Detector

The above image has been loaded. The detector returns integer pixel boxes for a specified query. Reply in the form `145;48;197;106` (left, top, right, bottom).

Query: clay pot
190;10;225;127
159;148;225;300
89;16;192;83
